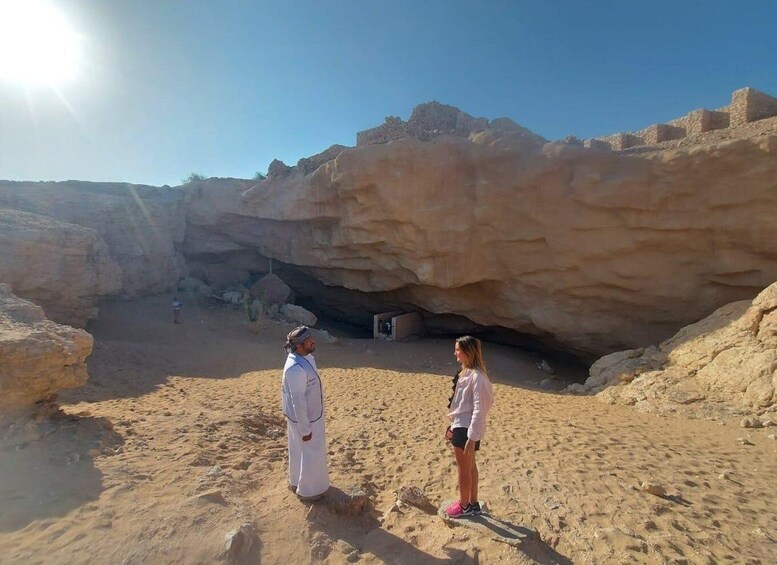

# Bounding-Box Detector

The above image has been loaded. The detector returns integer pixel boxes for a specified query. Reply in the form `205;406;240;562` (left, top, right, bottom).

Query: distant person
281;326;329;501
172;296;183;324
444;335;494;517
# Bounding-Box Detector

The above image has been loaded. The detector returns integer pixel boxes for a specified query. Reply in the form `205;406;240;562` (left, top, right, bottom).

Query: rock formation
568;281;777;418
187;128;777;357
0;208;122;326
2;97;777;359
0;284;93;421
0;180;186;299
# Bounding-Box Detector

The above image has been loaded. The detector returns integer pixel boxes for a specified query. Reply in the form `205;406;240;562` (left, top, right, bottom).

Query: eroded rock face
2;114;776;358
187;131;777;357
573;281;777;418
0;181;186;298
0;208;122;326
0;285;93;420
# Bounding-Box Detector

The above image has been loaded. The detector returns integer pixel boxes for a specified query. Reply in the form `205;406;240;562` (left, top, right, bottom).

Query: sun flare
0;0;81;86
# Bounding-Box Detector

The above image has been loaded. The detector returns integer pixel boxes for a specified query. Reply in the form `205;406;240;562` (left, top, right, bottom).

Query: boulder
250;274;291;306
582;281;777;418
0;285;93;420
0;180;186;298
280;304;317;326
222;289;249;306
0;207;122;326
177;277;212;296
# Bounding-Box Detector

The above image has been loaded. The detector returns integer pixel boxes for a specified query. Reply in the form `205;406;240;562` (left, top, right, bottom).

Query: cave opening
250;263;590;382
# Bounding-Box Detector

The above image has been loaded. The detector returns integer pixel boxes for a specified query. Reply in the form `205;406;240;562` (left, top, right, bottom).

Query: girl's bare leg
471;458;479;503
453;447;475;504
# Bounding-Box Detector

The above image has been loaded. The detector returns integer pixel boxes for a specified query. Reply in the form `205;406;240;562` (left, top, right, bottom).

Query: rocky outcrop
267;159;292;179
297;144;349;176
0;285;93;421
0;181;186;298
2;104;777;358
0;208;122;326
569;282;777;419
185;130;777;357
356;101;546;148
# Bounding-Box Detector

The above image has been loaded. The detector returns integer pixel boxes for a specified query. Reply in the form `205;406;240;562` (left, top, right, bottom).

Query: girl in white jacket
445;335;494;518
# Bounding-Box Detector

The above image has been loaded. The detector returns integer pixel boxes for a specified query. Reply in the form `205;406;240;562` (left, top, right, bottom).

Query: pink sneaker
445;500;467;518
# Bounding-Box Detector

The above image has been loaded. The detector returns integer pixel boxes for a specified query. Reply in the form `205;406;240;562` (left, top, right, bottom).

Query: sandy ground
1;294;776;564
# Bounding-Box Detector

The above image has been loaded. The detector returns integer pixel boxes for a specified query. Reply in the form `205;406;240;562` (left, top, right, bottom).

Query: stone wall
585;86;777;151
642;123;686;144
356;116;408;146
675;109;730;135
729;87;777;127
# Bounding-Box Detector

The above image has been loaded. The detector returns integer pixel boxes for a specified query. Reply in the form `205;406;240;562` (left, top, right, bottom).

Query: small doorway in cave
373;311;426;341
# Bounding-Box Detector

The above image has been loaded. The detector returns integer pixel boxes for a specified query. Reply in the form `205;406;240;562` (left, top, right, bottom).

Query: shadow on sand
301;487;573;564
0;410;122;532
438;501;573;565
303;486;471;564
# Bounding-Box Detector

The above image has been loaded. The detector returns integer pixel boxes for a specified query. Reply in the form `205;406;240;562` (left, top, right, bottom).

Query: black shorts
449;427;480;451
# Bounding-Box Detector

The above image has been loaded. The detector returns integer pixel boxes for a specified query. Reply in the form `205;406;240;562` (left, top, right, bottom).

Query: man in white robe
281;326;329;500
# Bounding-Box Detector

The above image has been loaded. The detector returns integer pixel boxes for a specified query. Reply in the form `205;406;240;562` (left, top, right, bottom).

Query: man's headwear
285;326;311;352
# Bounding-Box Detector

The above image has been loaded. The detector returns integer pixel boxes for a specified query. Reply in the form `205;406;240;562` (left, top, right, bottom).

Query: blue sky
1;0;776;186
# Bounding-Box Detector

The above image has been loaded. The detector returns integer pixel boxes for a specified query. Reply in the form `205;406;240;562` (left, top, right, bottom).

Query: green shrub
183;172;207;184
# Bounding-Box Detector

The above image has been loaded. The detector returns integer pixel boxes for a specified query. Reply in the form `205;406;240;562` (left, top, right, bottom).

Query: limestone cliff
185;131;777;357
0;181;186;298
1;108;776;359
0;208;122;326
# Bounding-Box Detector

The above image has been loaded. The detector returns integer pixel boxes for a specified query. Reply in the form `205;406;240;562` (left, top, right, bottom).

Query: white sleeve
467;373;493;442
286;365;311;436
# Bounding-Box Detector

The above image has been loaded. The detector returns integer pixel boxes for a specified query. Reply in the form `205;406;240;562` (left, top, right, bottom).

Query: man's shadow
306;487;471;564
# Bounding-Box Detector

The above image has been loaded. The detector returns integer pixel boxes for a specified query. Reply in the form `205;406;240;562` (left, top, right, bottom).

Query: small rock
192;489;226;504
207;465;224;477
737;437;755;446
395;485;429;507
767;434;776;441
640;482;666;497
336;539;359;556
309;531;333;561
740;417;762;428
327;485;372;516
224;523;257;562
536;360;555;374
762;419;775;427
564;383;587;394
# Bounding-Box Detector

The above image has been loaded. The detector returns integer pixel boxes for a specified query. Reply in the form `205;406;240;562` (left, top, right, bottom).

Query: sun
0;0;81;86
